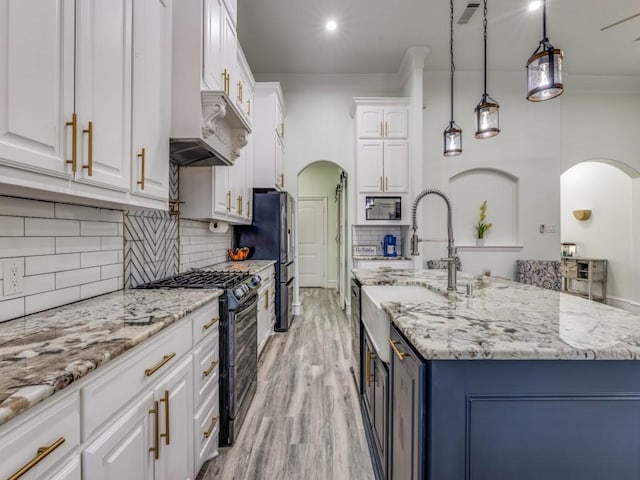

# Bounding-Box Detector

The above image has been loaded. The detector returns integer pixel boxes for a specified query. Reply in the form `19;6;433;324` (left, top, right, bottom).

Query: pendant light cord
542;0;547;41
482;0;488;100
449;0;455;123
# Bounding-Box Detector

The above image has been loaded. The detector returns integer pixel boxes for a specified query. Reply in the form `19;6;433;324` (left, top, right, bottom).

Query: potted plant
475;200;492;246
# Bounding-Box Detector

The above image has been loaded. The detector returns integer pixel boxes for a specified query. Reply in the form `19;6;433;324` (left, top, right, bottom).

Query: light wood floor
199;288;375;480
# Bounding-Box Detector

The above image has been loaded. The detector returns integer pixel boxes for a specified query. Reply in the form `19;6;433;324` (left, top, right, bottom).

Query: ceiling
237;0;640;76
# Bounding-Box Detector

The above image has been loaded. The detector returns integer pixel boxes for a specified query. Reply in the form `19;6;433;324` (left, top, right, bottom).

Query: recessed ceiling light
325;19;337;32
528;1;542;12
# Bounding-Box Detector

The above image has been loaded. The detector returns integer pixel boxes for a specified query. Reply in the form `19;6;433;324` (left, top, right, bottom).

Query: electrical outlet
3;259;24;296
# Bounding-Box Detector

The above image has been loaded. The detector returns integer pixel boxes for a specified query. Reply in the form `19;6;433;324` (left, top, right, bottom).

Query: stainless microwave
365;196;402;221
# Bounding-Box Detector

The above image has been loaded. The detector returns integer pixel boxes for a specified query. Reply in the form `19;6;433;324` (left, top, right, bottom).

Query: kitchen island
353;268;640;480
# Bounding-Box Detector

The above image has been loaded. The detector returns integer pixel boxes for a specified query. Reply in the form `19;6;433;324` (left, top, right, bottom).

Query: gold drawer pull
203;416;220;439
82;121;93;176
145;352;176;377
66;113;77;173
389;339;408;361
203;316;219;330
247;99;251;115
8;437;65;480
203;359;219;377
149;400;159;459
160;390;170;446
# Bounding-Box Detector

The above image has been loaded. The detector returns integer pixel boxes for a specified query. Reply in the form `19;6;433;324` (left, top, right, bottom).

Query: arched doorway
561;159;640;312
297;161;348;306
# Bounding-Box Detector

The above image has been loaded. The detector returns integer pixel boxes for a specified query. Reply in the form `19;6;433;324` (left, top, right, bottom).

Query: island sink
361;285;445;363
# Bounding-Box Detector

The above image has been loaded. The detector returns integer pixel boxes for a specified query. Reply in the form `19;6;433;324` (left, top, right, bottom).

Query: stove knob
234;287;245;298
250;275;261;287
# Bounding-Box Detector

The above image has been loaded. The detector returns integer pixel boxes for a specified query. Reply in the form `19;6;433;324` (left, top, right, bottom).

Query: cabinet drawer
193;333;220;409
82;319;192;440
0;392;80;480
192;300;220;347
194;388;220;473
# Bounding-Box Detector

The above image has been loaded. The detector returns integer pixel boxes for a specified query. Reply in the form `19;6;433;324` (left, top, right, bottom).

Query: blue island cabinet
389;325;640;480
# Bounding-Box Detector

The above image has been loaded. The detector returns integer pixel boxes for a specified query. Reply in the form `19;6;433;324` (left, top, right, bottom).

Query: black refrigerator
234;189;294;331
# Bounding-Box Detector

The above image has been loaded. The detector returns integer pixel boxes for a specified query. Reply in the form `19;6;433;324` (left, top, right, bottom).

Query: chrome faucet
410;188;458;291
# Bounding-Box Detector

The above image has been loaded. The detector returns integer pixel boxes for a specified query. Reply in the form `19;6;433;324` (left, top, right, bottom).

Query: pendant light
443;0;462;156
474;0;500;139
526;0;564;101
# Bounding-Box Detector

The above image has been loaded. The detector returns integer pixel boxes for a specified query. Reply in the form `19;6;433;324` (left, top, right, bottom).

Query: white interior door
298;197;326;288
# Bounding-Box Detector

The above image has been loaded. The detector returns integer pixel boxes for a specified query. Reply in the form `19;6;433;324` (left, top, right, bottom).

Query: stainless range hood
170;3;251;167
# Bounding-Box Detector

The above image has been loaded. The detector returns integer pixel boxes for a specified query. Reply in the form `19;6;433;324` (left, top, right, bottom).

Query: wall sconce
572;209;591;221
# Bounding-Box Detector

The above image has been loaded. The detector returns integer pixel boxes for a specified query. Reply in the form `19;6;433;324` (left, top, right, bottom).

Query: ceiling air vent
457;2;480;25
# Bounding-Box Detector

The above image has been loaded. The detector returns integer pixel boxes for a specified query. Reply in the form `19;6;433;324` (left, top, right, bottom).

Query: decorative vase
476;238;484;247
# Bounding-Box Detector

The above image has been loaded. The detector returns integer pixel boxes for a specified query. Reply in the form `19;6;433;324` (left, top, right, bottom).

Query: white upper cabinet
222;0;237;27
202;0;236;97
131;0;171;201
253;83;286;190
383;141;409;192
0;0;171;210
0;0;75;178
75;0;132;191
356;104;408;139
357;141;385;192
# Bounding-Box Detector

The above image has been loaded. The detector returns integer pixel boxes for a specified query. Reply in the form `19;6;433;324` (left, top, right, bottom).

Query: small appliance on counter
383;235;398;257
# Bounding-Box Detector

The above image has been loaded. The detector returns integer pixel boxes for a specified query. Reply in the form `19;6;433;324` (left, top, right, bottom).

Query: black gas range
137;269;261;446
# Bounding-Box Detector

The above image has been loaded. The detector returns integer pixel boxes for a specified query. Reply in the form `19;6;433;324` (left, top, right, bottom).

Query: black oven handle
235;293;258;316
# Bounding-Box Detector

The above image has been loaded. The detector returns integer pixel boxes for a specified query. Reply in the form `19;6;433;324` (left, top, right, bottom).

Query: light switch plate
3;259;24;296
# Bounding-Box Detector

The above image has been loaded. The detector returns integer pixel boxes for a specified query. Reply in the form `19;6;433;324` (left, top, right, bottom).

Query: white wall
561;162;634;307
297;161;343;287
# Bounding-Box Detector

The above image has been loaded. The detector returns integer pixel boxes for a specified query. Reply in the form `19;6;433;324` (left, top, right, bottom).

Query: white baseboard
327;280;337;289
346;299;351;316
606;296;640;314
293;302;301;315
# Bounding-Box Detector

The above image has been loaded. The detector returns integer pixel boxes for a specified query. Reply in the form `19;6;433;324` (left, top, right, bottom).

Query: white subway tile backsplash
100;209;123;223
0;196;54;218
0;297;25;322
178;220;231;272
25;286;80;315
0;216;25;236
0;237;55;257
56;236;102;254
54;203;102;221
26;253;81;275
81;221;120;237
81;277;122;300
25;218;80;236
101;236;123;251
0;196;125;321
56;267;101;289
101;264;122;280
81;250;120;268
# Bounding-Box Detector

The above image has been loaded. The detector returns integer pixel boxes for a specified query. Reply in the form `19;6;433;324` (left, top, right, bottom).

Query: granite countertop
205;259;276;274
0;288;222;427
353;268;640;361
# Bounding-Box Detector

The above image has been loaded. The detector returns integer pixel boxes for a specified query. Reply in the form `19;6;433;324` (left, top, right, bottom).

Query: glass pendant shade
526;47;563;101
443;123;462;156
474;97;500;139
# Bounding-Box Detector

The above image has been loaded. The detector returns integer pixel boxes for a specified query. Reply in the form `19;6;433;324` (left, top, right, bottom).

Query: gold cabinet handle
389;339;408;361
237;81;243;102
203;359;219;377
385;176;389;191
203;416;219;439
203;316;219;330
221;70;226;93
246;200;250;218
149;400;159;460
137;147;146;190
279;173;284;188
380;121;383;137
239;195;243;215
385;121;389;137
380;176;383;191
8;437;65;480
82;121;93;176
264;290;269;309
144;352;176;377
159;390;170;446
247;99;251;115
226;191;231;211
66;113;77;173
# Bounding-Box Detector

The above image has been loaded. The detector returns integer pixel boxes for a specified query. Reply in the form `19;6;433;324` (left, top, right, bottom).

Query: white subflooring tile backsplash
0;196;124;322
180;219;232;271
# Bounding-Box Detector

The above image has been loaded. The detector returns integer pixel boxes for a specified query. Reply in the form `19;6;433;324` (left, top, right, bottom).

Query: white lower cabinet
83;391;155;480
0;391;80;480
257;266;275;356
50;455;82;480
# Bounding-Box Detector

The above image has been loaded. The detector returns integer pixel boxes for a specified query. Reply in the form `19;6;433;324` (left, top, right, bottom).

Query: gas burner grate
136;270;251;289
